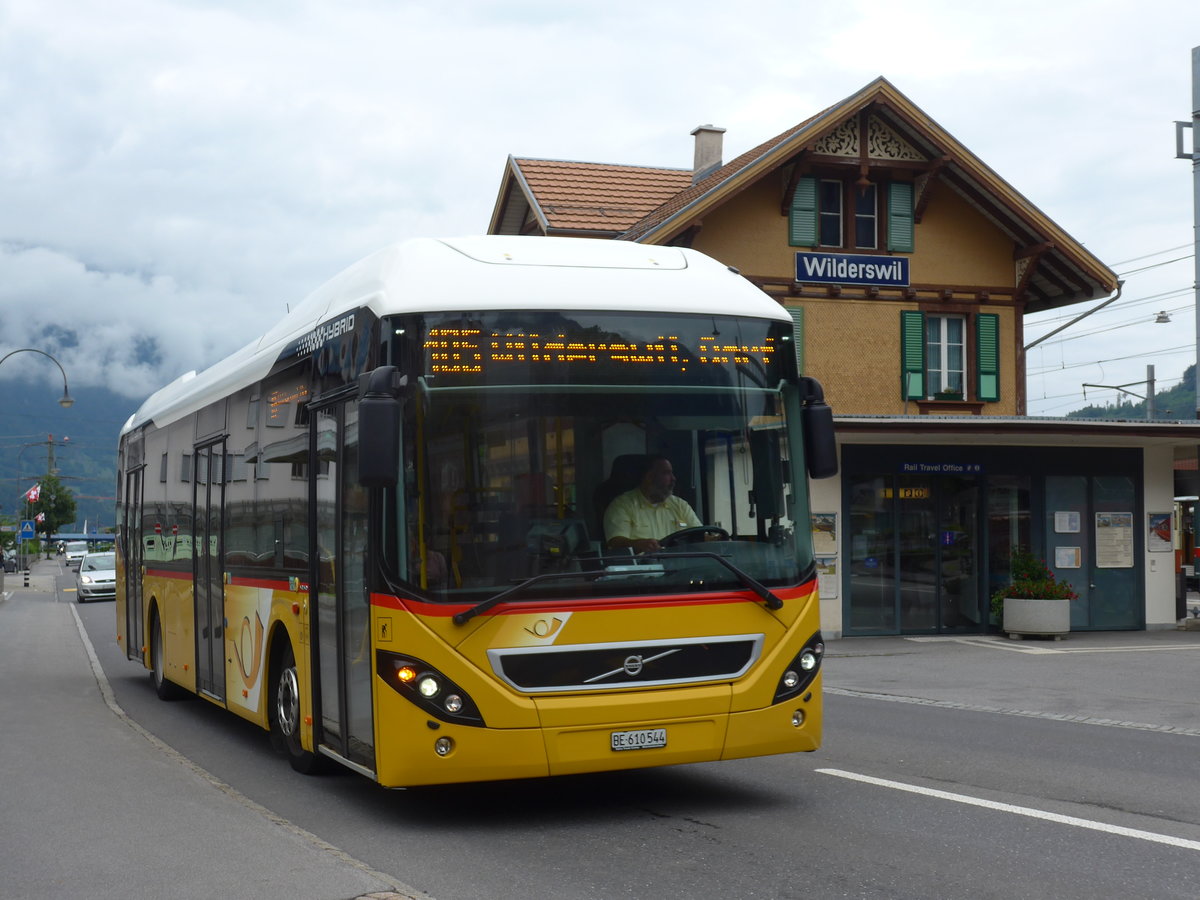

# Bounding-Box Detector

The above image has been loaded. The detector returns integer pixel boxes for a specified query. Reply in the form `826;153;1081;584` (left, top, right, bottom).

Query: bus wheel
270;640;326;775
150;608;186;701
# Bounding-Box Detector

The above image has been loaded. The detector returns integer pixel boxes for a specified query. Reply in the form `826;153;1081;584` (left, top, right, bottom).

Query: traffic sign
19;520;36;541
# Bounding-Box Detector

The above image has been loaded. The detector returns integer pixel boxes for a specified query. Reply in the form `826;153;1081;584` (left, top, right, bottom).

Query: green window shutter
887;182;914;253
900;310;925;399
789;177;817;247
788;306;804;374
976;313;1000;402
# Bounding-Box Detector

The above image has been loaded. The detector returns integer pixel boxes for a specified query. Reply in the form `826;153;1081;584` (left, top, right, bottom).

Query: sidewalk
823;629;1200;734
0;559;422;900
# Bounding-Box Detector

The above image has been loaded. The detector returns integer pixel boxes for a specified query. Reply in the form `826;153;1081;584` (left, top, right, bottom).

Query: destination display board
415;312;791;388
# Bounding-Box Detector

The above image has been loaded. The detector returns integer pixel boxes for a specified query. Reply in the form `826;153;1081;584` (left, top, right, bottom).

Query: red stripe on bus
370;578;816;618
143;569;304;592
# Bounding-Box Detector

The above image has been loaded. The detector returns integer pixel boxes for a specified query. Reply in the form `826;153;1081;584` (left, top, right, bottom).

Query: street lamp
0;348;74;408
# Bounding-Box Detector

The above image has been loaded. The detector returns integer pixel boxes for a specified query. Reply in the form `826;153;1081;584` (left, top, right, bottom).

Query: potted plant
990;548;1077;638
933;387;963;401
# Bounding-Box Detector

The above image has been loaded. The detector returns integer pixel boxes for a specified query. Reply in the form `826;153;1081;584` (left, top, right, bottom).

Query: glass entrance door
848;473;982;634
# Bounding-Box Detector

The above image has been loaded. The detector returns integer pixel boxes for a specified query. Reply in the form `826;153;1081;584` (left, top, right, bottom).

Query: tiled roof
620;111;826;242
512;159;692;234
495;77;1116;309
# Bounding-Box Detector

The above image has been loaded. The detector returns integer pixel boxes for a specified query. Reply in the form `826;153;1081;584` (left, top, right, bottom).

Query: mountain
1066;364;1197;422
1;379;146;532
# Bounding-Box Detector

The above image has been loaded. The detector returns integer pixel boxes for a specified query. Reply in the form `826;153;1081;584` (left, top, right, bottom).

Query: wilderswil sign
795;251;910;288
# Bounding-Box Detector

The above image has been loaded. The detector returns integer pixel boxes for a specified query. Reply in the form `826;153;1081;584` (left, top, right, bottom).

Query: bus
116;236;837;787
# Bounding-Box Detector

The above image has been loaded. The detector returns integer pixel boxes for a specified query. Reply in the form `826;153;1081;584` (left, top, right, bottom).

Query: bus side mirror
358;366;404;488
800;377;838;480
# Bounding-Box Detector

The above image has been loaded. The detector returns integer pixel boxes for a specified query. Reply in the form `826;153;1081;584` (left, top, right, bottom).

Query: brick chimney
691;124;725;184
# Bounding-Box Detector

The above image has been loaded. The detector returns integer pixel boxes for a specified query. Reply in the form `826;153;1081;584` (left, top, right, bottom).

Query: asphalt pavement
0;557;421;900
824;624;1200;736
2;556;1199;899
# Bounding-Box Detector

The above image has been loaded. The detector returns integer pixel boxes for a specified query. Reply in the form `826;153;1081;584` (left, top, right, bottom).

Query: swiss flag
34;512;46;523
24;483;41;503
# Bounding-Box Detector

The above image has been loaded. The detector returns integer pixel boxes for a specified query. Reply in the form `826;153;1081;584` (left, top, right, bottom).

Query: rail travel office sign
795;251;909;288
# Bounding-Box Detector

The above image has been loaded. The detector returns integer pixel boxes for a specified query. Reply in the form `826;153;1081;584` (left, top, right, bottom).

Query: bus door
122;466;145;661
193;440;226;701
312;400;374;771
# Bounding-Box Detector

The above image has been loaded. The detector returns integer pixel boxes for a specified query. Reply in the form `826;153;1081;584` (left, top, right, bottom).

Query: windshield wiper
642;551;784;610
453;570;598;625
452;551;783;625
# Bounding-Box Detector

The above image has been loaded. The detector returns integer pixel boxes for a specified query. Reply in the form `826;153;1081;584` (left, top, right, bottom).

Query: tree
26;473;77;548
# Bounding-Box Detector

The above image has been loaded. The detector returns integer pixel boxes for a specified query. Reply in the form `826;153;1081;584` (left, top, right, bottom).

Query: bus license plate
610;728;667;751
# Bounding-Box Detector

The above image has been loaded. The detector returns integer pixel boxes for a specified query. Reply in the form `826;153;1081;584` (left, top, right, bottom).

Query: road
5;558;1200;899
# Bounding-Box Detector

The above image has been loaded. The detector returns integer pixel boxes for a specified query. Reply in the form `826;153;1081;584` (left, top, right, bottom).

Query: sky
0;0;1198;418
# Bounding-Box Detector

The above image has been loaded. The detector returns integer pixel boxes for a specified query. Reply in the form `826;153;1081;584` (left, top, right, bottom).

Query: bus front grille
487;634;764;693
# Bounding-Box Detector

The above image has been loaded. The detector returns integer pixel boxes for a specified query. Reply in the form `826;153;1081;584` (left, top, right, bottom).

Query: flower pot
1002;597;1070;638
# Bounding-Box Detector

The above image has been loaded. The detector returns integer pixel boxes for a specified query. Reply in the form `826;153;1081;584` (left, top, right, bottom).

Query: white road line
823;685;1200;737
817;768;1200;853
66;604;431;900
904;636;1200;655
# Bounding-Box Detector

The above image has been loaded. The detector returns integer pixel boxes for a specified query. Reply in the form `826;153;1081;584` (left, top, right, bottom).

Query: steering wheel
660;525;730;548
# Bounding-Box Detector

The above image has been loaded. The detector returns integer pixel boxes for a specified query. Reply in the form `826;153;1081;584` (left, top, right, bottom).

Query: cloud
0;0;1197;412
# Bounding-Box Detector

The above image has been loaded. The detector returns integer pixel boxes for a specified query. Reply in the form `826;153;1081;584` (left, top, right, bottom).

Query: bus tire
150;607;187;701
270;639;327;775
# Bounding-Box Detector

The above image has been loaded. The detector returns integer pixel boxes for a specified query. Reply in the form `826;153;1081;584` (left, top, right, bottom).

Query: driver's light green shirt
603;489;701;544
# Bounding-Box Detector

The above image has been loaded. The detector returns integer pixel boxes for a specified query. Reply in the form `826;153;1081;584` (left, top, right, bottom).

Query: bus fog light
792;709;805;727
434;737;454;756
418;675;440;698
444;694;463;714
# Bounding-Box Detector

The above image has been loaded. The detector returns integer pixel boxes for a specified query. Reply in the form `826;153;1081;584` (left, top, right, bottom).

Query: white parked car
76;551;117;602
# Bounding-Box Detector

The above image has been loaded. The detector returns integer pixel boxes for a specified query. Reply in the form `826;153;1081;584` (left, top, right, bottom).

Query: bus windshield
392;310;812;602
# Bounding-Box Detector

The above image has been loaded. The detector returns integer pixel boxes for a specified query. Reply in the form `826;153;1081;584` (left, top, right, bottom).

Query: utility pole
1178;46;1200;417
1148;365;1156;420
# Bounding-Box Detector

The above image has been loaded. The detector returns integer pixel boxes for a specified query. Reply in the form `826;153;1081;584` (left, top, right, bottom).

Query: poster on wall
1055;546;1082;569
1095;512;1134;568
811;513;837;556
816;557;838;598
1054;511;1081;534
1147;512;1172;552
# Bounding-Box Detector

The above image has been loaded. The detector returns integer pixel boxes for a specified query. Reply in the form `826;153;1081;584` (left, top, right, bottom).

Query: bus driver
603;455;702;555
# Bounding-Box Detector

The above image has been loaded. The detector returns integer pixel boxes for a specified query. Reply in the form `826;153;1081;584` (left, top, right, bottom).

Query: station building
487;77;1199;637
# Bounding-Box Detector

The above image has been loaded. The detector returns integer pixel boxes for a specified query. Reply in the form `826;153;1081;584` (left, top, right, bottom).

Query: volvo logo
584;647;683;684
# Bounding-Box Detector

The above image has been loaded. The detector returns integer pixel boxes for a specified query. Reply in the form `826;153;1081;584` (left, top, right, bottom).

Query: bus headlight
417;675;441;698
376;651;485;727
773;631;823;704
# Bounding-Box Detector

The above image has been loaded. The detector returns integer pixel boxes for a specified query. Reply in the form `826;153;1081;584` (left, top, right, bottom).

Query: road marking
817;768;1200;853
823;686;1200;737
66;604;432;900
905;636;1200;655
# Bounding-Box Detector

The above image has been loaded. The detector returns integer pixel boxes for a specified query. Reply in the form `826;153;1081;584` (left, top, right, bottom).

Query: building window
900;311;1001;402
790;176;912;252
854;184;878;249
818;180;843;247
925;315;965;396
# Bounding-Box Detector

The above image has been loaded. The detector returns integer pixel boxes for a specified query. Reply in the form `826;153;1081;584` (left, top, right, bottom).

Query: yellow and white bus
116;236;836;787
